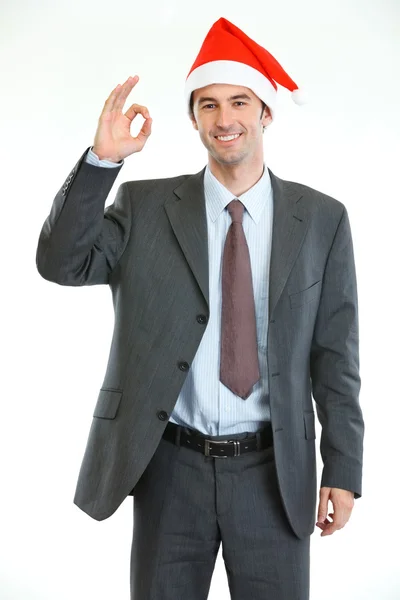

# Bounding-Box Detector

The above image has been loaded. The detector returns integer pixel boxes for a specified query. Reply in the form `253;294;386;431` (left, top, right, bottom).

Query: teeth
216;134;241;141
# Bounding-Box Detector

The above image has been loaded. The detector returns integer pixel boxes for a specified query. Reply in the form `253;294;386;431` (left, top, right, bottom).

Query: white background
1;0;399;598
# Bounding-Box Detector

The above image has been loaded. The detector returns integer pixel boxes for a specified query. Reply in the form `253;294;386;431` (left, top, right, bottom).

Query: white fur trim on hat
185;60;277;119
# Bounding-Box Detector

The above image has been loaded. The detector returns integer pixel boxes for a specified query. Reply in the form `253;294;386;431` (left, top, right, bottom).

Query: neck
208;153;265;197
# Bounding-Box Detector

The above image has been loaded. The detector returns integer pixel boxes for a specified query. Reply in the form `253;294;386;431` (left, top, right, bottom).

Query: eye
234;101;246;106
202;104;216;109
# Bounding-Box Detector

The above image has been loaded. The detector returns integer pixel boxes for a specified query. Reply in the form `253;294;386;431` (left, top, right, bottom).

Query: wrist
92;147;122;163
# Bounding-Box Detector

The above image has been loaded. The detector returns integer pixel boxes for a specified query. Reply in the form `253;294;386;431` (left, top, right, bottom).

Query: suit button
158;410;168;421
178;361;190;371
196;314;207;324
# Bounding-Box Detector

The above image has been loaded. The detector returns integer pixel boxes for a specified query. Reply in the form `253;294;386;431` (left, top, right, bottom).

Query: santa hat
185;17;306;120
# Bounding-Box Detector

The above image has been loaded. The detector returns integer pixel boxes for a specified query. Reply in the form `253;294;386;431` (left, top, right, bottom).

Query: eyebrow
197;93;252;105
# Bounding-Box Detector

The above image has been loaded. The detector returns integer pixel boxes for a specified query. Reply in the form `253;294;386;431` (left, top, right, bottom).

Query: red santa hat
185;17;306;120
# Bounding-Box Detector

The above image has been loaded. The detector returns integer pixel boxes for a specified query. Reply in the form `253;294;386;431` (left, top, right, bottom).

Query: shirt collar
204;163;272;224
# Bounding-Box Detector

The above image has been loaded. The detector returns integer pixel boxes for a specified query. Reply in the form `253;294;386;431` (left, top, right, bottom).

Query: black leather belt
162;421;273;458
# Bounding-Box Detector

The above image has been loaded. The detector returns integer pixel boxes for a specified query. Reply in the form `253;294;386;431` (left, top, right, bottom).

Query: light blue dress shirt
85;147;273;435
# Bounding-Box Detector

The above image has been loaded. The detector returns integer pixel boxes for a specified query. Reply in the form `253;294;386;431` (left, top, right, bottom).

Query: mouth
214;133;243;145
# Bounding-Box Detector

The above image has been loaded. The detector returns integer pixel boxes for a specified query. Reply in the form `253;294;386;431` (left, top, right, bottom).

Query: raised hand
92;75;152;162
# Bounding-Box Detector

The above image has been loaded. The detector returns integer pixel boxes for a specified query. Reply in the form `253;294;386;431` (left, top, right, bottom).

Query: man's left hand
316;487;355;536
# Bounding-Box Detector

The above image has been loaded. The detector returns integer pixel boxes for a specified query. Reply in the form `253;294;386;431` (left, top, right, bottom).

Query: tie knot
227;199;244;224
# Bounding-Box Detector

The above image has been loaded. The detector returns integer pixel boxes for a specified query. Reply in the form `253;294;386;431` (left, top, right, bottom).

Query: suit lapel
267;169;309;316
164;168;210;308
164;167;310;317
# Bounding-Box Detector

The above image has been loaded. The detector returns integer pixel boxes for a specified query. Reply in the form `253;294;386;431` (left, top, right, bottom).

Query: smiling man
36;16;364;600
190;84;271;195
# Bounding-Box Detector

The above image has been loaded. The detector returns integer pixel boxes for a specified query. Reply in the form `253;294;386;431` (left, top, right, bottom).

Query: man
36;17;364;600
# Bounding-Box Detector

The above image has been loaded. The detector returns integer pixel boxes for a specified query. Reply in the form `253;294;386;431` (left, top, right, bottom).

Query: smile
215;133;242;142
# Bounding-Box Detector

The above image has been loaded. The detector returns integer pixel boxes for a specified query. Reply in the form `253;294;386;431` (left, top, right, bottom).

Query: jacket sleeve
310;205;364;498
36;147;131;286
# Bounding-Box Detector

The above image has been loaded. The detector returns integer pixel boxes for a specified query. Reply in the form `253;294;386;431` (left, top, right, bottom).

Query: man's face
190;84;272;166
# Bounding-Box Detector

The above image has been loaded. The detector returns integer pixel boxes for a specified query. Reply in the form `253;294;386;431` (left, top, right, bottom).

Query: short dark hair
260;101;267;119
189;92;267;121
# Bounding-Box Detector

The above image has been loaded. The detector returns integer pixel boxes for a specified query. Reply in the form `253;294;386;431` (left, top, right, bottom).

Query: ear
261;105;273;129
190;114;199;131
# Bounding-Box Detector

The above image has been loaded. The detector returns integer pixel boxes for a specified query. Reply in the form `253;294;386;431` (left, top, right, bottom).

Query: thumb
317;487;330;523
136;117;152;144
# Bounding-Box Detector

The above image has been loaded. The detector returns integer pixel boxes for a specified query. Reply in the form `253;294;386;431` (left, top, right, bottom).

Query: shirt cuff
85;147;124;168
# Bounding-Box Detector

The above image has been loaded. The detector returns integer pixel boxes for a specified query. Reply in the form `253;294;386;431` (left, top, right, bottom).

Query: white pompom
291;88;308;105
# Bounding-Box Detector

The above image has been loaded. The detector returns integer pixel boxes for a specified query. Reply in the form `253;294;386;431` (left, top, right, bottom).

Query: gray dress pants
130;422;310;599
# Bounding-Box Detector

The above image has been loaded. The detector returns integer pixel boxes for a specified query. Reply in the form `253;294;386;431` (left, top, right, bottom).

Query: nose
215;106;234;131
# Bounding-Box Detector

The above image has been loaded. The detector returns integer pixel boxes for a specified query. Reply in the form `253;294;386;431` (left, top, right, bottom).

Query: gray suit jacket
36;146;364;539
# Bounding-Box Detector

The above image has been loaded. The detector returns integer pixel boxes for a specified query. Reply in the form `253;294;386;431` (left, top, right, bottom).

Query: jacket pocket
289;280;322;309
303;410;316;440
93;388;123;419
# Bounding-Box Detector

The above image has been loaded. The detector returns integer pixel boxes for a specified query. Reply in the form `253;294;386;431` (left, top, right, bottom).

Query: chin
212;151;246;165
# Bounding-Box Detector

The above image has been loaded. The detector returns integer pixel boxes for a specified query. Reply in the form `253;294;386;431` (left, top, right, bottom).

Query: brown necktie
220;199;260;399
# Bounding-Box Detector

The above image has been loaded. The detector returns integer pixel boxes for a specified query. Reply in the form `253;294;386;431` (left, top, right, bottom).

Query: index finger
125;103;151;121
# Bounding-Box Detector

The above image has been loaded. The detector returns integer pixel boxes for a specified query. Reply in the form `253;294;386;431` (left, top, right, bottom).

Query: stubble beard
206;135;249;166
211;150;247;166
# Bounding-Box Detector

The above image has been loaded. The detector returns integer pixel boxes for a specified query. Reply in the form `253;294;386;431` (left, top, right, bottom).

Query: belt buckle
204;438;241;458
